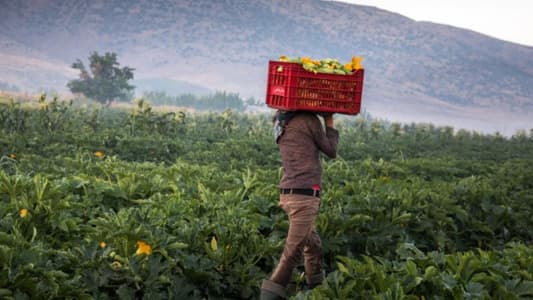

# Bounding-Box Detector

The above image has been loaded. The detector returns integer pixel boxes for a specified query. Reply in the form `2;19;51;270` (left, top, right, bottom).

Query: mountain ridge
0;0;532;134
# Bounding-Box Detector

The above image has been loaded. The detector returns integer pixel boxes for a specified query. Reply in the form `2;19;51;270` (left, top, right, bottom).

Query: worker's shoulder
293;111;319;123
287;112;320;133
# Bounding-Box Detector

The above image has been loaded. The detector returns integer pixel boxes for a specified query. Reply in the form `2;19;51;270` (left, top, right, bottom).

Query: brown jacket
277;112;339;189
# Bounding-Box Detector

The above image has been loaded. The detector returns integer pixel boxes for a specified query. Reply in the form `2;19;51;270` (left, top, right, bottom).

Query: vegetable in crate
278;55;363;74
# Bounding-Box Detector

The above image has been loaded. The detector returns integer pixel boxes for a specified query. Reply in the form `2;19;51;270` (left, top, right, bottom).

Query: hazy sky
335;0;533;46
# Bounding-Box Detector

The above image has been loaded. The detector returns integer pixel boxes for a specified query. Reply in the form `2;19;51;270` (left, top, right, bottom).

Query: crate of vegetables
265;56;364;115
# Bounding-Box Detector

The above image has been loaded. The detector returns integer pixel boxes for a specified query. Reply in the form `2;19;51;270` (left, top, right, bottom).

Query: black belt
280;188;320;197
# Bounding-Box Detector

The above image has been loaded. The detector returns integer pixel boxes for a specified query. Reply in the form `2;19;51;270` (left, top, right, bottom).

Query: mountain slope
0;0;532;133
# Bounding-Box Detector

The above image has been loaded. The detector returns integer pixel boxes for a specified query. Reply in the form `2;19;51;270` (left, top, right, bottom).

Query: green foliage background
0;95;532;299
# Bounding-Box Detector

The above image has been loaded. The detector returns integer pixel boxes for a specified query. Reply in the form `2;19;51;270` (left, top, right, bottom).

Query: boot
304;270;325;290
260;279;287;300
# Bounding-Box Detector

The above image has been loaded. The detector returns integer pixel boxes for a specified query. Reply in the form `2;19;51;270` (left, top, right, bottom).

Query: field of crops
1;96;532;299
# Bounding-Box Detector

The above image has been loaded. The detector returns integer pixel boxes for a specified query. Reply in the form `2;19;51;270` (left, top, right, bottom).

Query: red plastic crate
265;60;364;115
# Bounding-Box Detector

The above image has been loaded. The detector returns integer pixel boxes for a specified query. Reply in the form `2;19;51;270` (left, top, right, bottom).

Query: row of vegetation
0;82;20;93
141;91;256;111
0;94;532;299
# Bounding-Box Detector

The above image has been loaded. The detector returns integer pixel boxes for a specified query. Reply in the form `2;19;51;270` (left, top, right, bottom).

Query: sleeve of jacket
311;116;339;158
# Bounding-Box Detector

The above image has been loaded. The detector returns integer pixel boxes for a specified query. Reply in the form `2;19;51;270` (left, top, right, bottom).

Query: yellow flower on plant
100;242;107;248
210;236;218;252
9;153;17;159
94;151;105;158
136;240;152;256
19;208;28;218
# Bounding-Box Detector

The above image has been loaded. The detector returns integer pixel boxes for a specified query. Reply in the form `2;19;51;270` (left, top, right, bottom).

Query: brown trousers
270;193;322;286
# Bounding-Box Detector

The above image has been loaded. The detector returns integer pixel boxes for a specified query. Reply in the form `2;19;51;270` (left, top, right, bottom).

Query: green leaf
117;285;136;300
167;242;189;250
424;266;439;280
0;288;13;297
337;262;350;274
511;280;533;297
465;281;486;296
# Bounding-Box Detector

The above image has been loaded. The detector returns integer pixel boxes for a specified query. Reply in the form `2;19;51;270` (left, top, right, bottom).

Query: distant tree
67;52;135;105
0;81;21;92
245;96;259;106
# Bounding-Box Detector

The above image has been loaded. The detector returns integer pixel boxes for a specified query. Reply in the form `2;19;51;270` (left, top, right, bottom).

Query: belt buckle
312;184;320;197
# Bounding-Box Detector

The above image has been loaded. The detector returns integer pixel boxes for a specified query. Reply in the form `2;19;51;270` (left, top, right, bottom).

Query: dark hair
272;110;280;124
273;110;297;127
